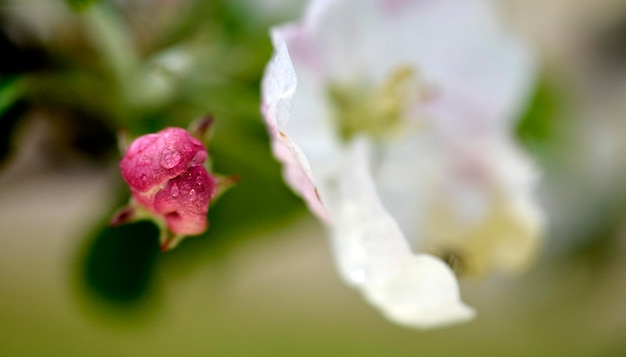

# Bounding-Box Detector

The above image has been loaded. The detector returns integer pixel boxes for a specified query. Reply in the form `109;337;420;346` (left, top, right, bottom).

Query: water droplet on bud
171;183;179;197
160;147;182;169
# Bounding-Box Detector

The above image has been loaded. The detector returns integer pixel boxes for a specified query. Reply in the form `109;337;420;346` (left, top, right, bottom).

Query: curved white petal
262;29;329;221
365;254;475;329
320;138;475;328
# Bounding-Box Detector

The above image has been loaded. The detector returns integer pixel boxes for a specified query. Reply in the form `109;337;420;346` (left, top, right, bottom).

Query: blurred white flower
262;0;543;328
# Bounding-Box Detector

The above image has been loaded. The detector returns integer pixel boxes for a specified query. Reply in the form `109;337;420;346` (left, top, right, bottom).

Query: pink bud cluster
119;127;217;236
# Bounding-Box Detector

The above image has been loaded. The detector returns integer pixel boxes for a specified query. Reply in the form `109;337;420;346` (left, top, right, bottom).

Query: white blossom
262;0;542;328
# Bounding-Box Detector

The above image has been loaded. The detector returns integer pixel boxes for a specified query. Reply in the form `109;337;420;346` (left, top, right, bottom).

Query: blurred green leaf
0;77;27;166
0;100;27;167
0;76;22;116
65;0;99;12
516;76;561;152
82;220;160;303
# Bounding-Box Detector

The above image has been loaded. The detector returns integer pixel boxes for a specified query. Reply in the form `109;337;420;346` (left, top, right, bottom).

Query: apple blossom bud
120;127;208;196
116;126;225;250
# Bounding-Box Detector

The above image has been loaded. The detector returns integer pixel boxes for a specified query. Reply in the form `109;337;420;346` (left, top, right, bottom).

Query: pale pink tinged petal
378;128;542;272
277;0;536;131
276;25;341;176
262;29;329;221
386;0;536;125
307;0;535;125
323;138;474;328
273;132;329;222
400;135;543;275
294;0;385;82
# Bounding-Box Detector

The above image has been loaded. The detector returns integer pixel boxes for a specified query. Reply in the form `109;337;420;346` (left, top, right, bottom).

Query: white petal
321;139;411;286
274;25;342;171
374;126;543;273
375;0;536;126
365;254;476;329
292;0;536;125
320;138;475;328
262;30;297;131
262;30;329;221
397;0;537;125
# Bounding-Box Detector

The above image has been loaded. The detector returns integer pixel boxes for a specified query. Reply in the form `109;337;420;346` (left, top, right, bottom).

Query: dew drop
160;146;182;169
189;189;197;201
170;183;179;197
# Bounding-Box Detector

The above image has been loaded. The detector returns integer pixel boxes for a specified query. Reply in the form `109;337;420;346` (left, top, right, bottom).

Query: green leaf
0;77;27;166
65;0;99;12
81;221;160;303
0;76;22;116
516;76;561;151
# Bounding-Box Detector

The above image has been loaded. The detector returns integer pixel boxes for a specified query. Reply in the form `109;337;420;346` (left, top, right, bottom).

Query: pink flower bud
119;127;218;239
153;166;215;235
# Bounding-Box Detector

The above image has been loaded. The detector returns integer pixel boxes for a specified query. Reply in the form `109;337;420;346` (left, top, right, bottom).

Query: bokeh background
1;0;625;355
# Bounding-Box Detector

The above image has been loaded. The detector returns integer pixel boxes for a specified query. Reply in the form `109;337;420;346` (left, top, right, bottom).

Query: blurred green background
0;0;625;356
